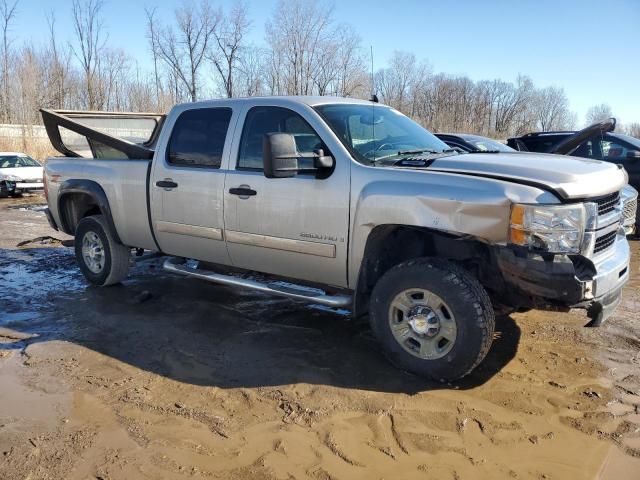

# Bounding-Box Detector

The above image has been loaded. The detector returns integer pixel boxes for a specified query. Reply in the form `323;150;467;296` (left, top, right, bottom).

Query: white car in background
0;152;44;197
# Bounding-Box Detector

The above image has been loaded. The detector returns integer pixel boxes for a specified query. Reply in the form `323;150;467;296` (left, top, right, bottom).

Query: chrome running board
163;257;352;308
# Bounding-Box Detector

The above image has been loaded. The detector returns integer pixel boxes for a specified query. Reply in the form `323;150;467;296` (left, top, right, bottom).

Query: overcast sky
10;0;640;125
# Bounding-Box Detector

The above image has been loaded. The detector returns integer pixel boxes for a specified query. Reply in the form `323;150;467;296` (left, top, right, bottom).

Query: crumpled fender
347;169;558;287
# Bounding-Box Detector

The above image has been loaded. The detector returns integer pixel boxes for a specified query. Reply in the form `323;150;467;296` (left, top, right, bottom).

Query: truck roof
174;95;376;110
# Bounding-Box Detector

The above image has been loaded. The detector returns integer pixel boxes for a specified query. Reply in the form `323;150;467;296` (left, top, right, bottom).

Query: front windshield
466;136;515;152
315;104;450;164
0;155;41;168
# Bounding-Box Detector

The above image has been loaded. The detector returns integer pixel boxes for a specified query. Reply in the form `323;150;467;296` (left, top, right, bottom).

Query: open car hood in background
549;118;616;155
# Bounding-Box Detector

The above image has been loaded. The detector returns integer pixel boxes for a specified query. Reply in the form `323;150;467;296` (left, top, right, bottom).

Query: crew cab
41;97;632;381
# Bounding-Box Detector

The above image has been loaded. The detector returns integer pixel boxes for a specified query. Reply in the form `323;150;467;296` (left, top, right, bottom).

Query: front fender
348;171;558;287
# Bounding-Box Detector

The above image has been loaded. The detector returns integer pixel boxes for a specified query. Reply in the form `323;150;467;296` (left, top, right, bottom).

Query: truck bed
45;156;157;250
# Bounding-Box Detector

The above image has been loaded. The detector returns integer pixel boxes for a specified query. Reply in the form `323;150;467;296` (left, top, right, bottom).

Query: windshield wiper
397;148;441;155
470;149;501;154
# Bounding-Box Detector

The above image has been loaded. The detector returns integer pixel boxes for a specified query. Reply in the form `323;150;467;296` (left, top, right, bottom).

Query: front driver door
223;104;350;287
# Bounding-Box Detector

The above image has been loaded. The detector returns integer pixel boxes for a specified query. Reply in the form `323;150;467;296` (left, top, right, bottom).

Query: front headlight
509;203;585;253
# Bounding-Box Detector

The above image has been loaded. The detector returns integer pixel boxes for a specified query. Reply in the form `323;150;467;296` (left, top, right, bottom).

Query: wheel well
59;192;101;234
354;225;499;318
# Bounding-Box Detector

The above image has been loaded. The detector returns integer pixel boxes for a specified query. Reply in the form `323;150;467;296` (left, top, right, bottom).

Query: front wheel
74;214;130;286
369;258;495;382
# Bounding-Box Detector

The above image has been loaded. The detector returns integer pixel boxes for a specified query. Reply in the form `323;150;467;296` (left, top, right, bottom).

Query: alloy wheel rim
82;231;105;274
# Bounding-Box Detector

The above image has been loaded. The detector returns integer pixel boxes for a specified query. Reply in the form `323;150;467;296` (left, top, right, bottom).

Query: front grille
595;191;620;215
623;196;637;222
594;230;617;254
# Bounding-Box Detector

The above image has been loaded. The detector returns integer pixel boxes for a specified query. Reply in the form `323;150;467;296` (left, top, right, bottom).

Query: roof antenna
369;45;378;165
369;46;378;103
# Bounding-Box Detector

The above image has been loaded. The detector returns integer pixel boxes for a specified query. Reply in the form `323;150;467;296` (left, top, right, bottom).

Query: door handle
156;179;178;189
229;186;257;197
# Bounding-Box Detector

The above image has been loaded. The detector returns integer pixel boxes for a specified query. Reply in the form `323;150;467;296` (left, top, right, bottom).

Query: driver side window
237;106;327;171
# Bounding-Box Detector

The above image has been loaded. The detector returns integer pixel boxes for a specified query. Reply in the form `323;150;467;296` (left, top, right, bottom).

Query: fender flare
57;179;122;244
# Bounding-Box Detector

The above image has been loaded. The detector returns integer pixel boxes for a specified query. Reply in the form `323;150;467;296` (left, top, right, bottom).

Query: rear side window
600;139;635;161
237;106;327;170
167;108;232;168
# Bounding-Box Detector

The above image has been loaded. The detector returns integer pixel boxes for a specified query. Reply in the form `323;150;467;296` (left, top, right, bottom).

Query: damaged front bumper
497;231;630;326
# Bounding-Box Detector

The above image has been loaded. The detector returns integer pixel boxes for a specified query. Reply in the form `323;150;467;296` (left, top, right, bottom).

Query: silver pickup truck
40;96;632;381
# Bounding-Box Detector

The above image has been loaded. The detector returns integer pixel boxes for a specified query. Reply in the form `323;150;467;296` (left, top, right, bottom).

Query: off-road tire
369;257;495;382
74;214;130;286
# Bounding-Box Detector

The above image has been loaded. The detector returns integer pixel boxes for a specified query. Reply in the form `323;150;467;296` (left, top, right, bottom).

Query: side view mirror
263;133;334;178
626;150;640;161
263;133;298;178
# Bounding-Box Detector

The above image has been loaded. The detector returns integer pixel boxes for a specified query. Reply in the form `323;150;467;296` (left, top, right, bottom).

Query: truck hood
425;152;627;200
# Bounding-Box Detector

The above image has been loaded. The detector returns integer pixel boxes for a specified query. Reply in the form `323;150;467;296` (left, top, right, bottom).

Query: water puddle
6;203;47;212
0;248;85;332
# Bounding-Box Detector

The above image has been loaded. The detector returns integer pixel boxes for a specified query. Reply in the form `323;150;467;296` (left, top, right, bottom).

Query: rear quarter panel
46;158;155;250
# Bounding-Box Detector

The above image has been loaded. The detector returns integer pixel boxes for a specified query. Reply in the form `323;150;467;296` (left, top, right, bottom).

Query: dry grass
0;136;56;162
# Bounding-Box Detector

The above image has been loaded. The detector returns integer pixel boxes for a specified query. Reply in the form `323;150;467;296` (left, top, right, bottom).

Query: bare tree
237;45;266;96
71;0;106;109
312;24;367;97
208;1;250;98
585;103;614;125
45;12;74;110
532;86;573;131
145;7;162;108
0;0;18;122
152;0;219;102
265;0;334;95
626;122;640;139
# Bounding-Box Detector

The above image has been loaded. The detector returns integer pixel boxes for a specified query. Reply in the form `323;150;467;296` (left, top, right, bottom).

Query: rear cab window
167;108;233;168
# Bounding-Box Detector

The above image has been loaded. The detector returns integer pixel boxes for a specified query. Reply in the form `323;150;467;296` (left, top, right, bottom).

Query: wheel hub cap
388;288;457;360
82;231;105;274
407;306;440;337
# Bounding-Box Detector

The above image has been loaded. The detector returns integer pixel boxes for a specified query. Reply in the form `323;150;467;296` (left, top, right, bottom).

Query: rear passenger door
150;106;236;264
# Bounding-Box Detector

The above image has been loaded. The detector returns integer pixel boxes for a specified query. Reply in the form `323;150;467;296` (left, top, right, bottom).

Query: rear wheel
74;214;130;286
369;258;495;382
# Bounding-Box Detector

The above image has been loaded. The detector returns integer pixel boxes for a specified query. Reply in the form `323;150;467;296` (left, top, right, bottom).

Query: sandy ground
1;194;640;480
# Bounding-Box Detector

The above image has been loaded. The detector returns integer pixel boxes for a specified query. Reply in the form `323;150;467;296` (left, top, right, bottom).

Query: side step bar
162;257;353;308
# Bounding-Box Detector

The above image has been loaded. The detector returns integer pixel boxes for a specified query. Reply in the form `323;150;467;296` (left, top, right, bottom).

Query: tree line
1;0;638;140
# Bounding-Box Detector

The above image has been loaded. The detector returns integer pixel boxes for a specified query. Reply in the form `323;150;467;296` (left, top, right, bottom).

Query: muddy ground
1;194;639;480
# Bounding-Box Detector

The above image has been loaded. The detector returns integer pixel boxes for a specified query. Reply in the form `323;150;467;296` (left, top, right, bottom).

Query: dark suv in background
507;119;640;191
